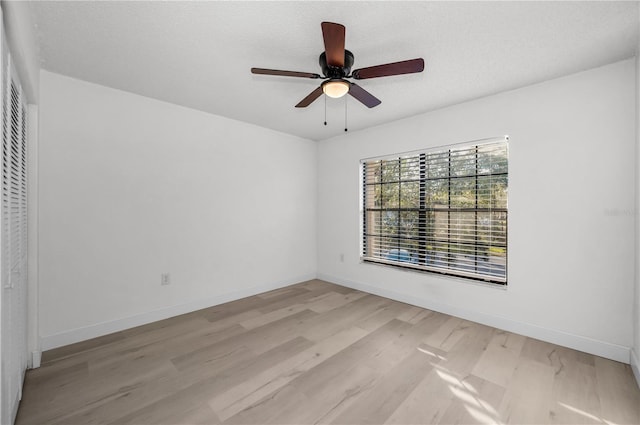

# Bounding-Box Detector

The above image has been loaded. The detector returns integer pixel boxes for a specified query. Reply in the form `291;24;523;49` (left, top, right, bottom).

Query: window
361;137;508;284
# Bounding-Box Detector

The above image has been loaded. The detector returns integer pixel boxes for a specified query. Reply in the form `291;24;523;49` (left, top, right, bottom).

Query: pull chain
324;95;327;126
344;95;348;132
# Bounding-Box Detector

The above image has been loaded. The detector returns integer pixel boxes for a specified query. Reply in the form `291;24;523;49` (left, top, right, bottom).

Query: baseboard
631;348;640;389
30;350;42;369
317;273;631;364
40;273;316;351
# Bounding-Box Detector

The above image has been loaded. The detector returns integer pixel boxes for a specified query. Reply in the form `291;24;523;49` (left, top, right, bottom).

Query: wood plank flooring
15;280;640;425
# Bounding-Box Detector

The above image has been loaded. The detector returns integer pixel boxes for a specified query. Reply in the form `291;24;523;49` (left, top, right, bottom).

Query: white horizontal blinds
362;138;508;284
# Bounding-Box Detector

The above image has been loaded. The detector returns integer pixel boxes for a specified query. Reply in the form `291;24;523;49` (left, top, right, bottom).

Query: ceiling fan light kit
251;21;425;110
322;80;350;98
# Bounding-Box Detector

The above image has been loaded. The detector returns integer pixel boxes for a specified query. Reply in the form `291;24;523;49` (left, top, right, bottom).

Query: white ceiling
29;1;639;141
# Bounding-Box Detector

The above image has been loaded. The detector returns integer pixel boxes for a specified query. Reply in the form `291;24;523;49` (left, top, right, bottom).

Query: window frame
360;136;508;285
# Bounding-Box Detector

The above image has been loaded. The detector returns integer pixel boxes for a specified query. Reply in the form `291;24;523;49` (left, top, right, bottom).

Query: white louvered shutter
0;22;29;424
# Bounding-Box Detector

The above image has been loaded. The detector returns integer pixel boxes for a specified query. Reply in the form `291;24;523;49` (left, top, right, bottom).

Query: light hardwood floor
16;280;640;424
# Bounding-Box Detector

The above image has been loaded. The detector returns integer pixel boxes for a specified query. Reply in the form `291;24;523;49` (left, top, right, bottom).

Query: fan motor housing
319;50;354;78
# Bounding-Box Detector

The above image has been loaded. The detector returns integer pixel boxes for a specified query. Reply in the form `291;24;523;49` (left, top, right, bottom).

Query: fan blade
321;22;345;68
348;83;381;108
352;58;425;80
252;68;321;79
295;86;324;108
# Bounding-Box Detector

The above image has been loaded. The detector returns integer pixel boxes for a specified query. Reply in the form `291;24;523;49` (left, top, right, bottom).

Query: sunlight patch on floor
557;402;608;424
417;346;446;361
434;365;501;424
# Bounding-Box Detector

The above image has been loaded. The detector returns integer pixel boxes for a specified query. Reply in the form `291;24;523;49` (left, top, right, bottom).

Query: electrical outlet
161;273;170;285
340;253;344;262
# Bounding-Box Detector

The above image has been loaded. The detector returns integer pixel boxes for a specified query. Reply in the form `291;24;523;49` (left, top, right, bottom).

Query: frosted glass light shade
322;80;350;98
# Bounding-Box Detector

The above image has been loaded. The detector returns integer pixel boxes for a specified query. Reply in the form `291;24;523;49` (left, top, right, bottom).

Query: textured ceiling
30;1;639;141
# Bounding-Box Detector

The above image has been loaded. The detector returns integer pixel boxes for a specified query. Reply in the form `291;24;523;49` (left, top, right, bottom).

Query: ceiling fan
251;22;425;109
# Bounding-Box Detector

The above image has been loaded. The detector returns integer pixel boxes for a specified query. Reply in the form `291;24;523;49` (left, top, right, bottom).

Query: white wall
38;71;317;349
318;59;636;363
